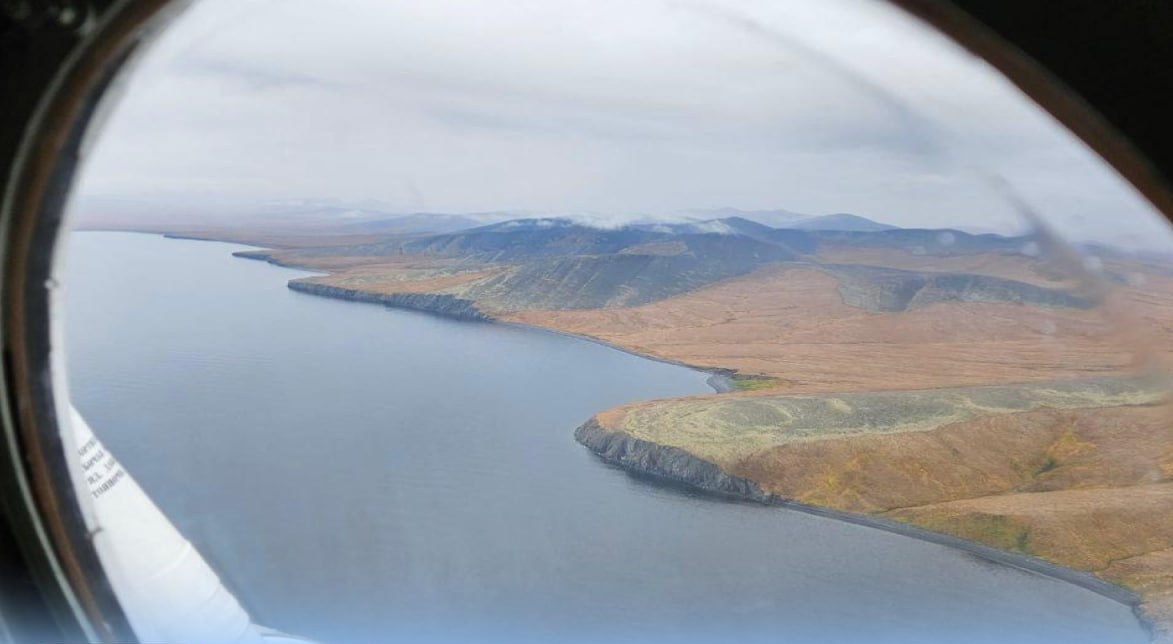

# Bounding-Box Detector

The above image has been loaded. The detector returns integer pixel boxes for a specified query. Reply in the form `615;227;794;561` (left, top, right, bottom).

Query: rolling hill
227;209;1173;636
248;215;1076;313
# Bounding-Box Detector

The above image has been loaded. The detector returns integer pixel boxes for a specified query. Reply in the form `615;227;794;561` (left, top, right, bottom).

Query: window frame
0;1;1170;642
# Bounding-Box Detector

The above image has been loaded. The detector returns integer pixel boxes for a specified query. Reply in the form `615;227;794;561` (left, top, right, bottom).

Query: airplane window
51;0;1173;642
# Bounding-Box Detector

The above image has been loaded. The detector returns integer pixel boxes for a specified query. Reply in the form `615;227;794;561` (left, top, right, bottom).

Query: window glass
61;1;1173;642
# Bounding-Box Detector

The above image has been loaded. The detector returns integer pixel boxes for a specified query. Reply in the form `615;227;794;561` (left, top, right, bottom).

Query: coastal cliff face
233;249;286;266
287;281;491;321
578;382;1173;642
573;419;774;503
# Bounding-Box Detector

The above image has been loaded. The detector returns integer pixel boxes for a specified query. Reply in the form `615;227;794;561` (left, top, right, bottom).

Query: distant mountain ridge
78;193;906;239
254;213;1084;313
788;213;897;232
680;207;809;228
336;211;527;235
678;208;895;233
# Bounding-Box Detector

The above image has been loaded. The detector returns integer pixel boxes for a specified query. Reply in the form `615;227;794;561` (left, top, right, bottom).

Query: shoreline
201;234;1156;639
494;319;736;393
263;265;739;393
278;264;1149;619
574;419;1152;635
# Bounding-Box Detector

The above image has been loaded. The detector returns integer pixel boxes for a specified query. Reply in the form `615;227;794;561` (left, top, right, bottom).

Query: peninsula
141;211;1173;639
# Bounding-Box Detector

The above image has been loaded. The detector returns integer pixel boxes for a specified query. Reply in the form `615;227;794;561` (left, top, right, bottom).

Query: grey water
63;232;1148;644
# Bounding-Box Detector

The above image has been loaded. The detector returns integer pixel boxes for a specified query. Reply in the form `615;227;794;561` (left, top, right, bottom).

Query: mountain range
243;213;1095;313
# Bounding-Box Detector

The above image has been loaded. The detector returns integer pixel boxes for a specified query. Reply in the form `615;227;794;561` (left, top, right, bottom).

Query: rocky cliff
287;281;491;321
573;419;774;502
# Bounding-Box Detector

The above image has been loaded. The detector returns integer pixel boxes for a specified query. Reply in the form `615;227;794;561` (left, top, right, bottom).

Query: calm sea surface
63;232;1148;643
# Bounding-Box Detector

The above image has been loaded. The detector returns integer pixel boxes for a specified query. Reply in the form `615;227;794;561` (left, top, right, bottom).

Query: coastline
574;418;1144;610
494;320;737;393
286;280;492;322
262;265;740;393
222;235;1156;639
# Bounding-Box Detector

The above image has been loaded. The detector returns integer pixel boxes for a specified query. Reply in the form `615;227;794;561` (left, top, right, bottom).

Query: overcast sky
74;0;1172;247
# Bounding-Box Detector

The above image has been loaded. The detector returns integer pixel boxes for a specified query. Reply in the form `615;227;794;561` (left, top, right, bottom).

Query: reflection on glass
61;0;1173;643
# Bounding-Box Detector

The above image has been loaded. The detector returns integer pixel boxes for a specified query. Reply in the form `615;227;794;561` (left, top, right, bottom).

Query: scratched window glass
60;1;1173;643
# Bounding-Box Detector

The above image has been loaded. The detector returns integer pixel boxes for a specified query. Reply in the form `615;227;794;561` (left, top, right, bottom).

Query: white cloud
73;0;1173;249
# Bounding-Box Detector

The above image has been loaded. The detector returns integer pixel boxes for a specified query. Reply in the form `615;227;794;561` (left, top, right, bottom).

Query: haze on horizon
74;0;1172;249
